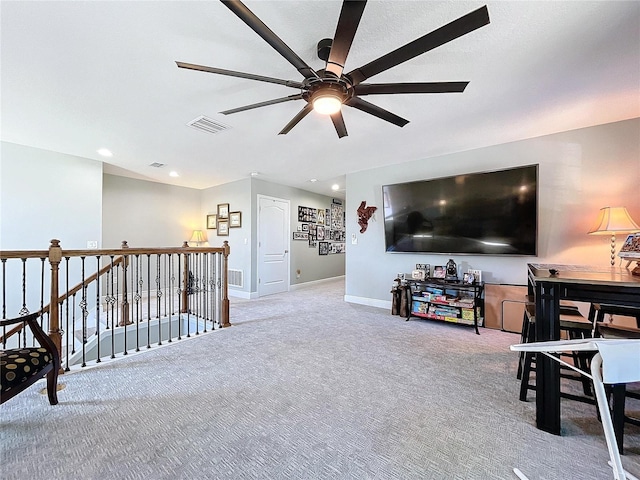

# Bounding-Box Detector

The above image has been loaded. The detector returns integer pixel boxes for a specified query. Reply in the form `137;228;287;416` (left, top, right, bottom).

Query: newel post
220;240;231;328
119;241;131;326
181;241;189;313
48;239;63;363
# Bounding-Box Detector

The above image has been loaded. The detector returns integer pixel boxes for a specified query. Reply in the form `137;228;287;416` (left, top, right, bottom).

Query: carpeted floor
1;277;638;479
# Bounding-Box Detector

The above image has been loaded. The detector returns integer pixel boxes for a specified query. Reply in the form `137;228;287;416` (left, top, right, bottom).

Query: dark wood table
527;263;640;435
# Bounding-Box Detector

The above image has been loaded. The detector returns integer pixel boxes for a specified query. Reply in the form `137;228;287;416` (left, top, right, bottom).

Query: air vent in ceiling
149;162;165;168
187;116;230;135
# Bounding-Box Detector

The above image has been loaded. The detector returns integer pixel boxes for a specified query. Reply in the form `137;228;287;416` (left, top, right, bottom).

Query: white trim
344;294;391;310
290;275;345;291
228;289;252;299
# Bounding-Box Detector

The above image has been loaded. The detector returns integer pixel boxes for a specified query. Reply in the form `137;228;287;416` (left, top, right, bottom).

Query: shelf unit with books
406;278;484;334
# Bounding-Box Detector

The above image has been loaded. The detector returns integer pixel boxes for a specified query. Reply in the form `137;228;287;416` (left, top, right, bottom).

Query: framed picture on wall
217;203;229;219
217;220;229;236
206;214;217;229
229;211;242;228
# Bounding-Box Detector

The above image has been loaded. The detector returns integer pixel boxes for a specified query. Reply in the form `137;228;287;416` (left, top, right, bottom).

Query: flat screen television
383;164;538;255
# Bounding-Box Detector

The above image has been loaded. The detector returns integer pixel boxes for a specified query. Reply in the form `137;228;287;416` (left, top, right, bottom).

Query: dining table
527;263;640;435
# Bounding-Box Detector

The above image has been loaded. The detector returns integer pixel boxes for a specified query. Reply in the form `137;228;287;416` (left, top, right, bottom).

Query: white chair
510;338;640;480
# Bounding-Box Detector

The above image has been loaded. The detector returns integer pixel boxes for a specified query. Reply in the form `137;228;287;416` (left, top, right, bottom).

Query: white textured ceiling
1;1;639;198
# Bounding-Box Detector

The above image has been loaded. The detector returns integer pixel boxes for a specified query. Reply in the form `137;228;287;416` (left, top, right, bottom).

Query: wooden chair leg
46;368;59;405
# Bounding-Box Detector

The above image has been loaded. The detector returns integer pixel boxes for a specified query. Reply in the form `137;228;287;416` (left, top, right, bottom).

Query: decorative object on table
445;258;458;280
357;201;377;233
411;269;426;281
206;214;217;229
217;220;229;236
217;203;230;219
415;264;430;277
588;206;640;266
433;266;445;278
618;233;640;276
468;269;482;283
189;230;206;246
463;272;475;284
229;211;242;228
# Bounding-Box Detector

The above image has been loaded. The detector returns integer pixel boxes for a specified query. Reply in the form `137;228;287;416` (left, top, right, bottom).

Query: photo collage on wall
295;201;346;255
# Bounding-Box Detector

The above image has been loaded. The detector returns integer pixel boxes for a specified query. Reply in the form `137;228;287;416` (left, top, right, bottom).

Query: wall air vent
187;116;230;135
228;269;243;288
149;162;165;168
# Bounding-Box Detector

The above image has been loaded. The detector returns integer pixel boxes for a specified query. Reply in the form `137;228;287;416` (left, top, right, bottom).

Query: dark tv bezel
382;164;539;256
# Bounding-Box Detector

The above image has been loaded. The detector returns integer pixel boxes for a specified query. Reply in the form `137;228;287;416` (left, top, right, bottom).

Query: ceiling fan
177;0;490;138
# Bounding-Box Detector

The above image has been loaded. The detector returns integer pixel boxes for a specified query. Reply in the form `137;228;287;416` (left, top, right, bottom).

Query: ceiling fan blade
346;6;490;85
346;97;409;127
330;111;348;138
221;0;319;80
325;1;367;78
279;104;313;135
354;82;468;95
220;94;304;115
176;62;306;89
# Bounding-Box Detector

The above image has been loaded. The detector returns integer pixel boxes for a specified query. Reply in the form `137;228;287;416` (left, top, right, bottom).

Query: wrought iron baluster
135;254;141;352
156;254;162;345
95;255;101;363
80;256;88;367
168;253;173;343
122;254;129;355
108;256;117;359
177;253;182;341
146;253;151;349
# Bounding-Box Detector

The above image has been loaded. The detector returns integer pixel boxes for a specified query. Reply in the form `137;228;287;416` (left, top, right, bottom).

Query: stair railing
0;239;230;370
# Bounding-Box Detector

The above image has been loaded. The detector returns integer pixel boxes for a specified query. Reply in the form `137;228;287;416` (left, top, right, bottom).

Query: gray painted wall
345;119;640;307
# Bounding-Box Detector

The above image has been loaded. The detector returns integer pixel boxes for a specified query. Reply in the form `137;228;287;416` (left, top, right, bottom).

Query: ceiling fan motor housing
317;38;333;62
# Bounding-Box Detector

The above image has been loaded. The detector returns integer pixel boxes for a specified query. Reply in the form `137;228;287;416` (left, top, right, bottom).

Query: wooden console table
527;263;640;435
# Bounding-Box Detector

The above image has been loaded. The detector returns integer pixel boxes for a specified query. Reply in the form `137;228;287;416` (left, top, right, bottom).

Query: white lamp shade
189;230;206;244
588;206;640;235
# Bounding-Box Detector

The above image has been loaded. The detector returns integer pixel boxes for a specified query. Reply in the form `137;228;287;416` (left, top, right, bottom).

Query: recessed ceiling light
250;172;259;177
97;148;113;157
169;171;179;177
310;178;318;183
331;184;340;191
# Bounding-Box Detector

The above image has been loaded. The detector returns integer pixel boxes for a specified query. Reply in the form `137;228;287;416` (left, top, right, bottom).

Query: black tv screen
383;165;538;255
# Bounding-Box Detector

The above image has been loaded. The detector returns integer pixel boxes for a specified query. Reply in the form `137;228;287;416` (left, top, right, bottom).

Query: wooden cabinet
406;279;484;334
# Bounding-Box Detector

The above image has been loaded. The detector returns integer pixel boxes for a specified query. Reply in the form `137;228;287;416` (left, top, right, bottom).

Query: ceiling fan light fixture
312;93;343;115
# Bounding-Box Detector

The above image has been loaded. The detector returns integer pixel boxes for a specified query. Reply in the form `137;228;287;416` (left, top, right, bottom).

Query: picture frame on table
217;203;229;219
433;266;445;278
206;214;217;230
463;272;475;284
229;211;242;228
217;220;229;236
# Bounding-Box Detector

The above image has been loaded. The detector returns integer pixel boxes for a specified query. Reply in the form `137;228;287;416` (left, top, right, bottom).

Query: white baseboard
344;295;391;310
228;289;253;299
290;275;345;291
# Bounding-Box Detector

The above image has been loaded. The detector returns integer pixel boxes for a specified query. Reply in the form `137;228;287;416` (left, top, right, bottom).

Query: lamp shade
588;207;640;234
189;230;206;244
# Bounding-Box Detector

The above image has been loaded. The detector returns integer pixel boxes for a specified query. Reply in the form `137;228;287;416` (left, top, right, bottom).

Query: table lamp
189;230;206;247
588;206;640;265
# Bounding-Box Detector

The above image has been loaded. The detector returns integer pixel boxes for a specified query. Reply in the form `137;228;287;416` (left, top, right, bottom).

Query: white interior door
257;195;290;297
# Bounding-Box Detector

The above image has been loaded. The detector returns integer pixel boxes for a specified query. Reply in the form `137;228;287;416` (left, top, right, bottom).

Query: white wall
0;141;103;316
102;174;201;248
0;141;103;250
200;178;252;294
345;119;640;306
